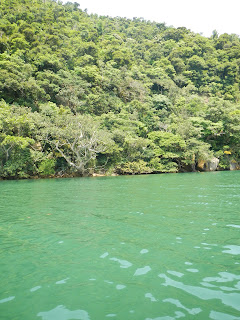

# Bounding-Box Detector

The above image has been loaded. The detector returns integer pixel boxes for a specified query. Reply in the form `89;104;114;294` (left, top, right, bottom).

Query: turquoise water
0;171;240;320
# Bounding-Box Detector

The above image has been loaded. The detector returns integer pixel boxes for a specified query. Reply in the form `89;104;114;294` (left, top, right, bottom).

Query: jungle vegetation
0;0;240;178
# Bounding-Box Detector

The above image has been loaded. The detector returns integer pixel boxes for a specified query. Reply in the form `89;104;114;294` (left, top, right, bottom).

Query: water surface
0;171;240;319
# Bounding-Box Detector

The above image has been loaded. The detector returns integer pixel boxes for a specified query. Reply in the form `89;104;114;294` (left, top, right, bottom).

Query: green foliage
34;105;114;174
116;160;152;175
0;0;240;178
0;100;35;178
38;158;56;176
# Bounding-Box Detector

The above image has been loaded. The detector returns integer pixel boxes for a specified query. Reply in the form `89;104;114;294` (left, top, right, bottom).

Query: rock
230;161;239;171
197;160;206;171
197;157;219;171
208;157;219;171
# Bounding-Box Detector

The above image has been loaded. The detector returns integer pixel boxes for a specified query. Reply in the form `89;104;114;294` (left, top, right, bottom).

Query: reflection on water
159;273;240;311
0;296;15;304
37;305;90;320
140;249;149;254
145;293;157;302
210;310;240;320
109;257;132;268
227;224;240;229
55;278;69;284
30;286;41;292
186;268;199;273
134;266;151;276
100;252;109;258
167;271;184;278
162;298;201;315
116;284;126;290
223;245;240;255
0;171;240;319
203;272;240;283
145;311;185;319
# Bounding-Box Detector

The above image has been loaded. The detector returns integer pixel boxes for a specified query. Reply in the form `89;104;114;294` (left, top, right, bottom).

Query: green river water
0;171;240;320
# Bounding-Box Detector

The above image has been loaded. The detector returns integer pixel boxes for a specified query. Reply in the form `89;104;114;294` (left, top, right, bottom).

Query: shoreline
0;168;238;181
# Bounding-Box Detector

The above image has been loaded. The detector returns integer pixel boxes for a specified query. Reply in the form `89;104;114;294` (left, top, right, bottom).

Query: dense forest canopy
0;0;240;178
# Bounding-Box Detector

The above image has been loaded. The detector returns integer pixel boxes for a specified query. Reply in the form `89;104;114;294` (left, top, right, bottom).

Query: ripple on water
109;257;132;268
145;311;185;319
134;266;151;276
140;249;149;254
55;278;69;285
145;293;157;302
226;224;240;229
116;284;126;290
167;270;184;278
200;282;217;288
186;269;199;273
201;242;218;247
1;172;240;319
30;286;41;292
163;298;202;315
100;252;109;258
222;245;240;255
203;272;240;283
220;286;238;292
37;305;90;320
0;296;15;304
209;310;240;320
158;274;240;312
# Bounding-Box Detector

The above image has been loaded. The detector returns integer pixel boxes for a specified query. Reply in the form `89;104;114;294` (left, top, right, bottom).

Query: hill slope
0;0;240;178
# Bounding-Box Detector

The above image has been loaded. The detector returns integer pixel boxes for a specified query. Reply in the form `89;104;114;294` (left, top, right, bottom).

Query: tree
0;101;35;177
36;104;113;174
148;131;186;172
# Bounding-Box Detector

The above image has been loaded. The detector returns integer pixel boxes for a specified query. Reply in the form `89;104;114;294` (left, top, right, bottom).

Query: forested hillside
0;0;240;178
